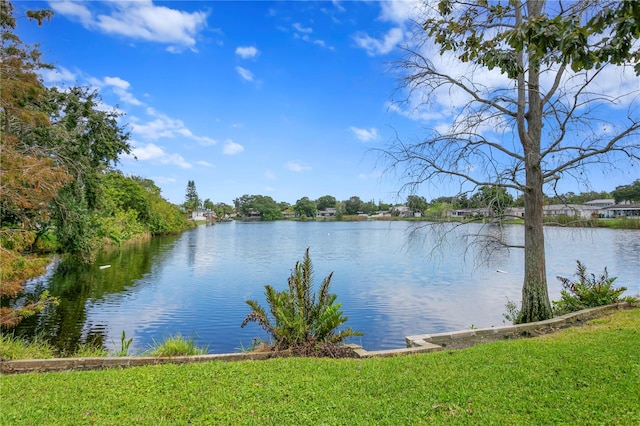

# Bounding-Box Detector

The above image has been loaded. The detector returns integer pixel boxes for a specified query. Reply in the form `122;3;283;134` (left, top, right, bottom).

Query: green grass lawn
1;309;639;425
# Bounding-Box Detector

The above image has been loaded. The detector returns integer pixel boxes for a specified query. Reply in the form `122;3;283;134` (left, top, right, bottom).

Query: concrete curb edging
0;351;276;375
405;301;635;350
1;301;636;374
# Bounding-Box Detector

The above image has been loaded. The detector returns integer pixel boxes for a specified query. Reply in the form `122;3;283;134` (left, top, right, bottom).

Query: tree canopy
294;197;317;218
611;180;640;203
234;194;283;221
184;180;200;214
316;195;337;211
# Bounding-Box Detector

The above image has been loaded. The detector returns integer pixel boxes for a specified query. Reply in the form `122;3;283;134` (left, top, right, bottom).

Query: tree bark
519;0;552;322
521;154;552;322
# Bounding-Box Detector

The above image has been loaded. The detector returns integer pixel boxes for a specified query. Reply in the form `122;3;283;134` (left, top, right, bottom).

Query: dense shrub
242;248;362;355
553;260;632;315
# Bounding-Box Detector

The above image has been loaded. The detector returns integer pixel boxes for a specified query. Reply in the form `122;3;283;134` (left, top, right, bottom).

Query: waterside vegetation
0;1;194;328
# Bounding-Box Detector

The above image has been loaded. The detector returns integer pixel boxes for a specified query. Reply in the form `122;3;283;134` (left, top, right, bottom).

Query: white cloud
285;161;311;172
104;76;144;106
103;76;130;90
196;160;214;167
50;0;208;52
114;89;143;106
49;0;92;23
353;27;404;56
41;66;76;84
264;170;277;180
349;126;379;142
313;39;335;50
151;176;176;184
379;1;422;25
584;66;640;109
332;0;346;13
235;46;259;59
131;107;217;145
290;22;333;50
292;23;313;34
386;101;444;122
223;140;245;155
130;142;191;169
235;66;254;82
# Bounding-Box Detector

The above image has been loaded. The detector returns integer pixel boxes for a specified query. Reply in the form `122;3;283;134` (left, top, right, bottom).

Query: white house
542;204;604;219
190;208;216;221
605;204;640;219
584;199;615;208
447;208;491;218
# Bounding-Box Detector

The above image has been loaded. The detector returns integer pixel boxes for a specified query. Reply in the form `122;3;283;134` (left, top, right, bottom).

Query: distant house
190;208;216;221
370;211;392;218
392;206;416;217
543;204;590;218
505;207;525;218
447;208;490;218
282;209;297;219
543;199;618;219
605;203;640;219
442;199;626;221
584;199;615;208
242;209;261;220
317;208;337;217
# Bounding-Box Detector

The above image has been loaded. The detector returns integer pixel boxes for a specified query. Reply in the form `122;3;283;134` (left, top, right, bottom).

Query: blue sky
15;1;640;206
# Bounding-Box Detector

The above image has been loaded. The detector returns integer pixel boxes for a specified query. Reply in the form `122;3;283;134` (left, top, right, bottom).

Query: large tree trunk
521;158;552;322
519;0;553;323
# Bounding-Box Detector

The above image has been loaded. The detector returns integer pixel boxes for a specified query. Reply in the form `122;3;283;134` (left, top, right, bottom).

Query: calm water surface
16;221;640;354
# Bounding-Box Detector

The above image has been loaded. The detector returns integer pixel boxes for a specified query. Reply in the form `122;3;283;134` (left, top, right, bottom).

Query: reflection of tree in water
12;234;180;355
187;228;198;268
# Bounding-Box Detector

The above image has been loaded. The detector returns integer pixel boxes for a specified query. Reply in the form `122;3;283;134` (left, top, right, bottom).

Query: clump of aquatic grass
0;333;55;360
72;343;108;358
145;334;207;357
113;330;133;357
601;217;640;229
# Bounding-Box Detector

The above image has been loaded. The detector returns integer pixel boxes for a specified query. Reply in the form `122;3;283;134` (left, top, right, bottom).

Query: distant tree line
185;180;638;222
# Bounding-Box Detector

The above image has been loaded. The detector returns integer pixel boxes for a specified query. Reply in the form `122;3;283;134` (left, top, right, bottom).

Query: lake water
15;221;640;354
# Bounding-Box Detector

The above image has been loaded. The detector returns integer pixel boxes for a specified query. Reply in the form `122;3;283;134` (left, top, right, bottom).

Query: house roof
607;204;640;210
584;199;615;205
543;204;585;210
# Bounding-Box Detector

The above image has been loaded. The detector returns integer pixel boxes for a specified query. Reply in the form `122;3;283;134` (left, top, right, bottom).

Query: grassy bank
1;309;638;425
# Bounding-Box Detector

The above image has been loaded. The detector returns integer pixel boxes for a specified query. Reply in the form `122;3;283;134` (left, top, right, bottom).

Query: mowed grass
1;309;638;425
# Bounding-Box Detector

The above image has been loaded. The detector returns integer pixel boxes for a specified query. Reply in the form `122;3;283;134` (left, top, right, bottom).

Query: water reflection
13;221;640;354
